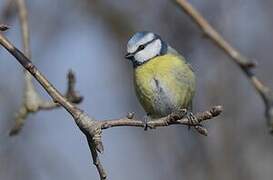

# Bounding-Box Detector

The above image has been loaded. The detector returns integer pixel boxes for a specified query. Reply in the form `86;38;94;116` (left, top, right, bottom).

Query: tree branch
8;0;83;136
175;0;273;133
0;31;106;179
0;0;16;24
0;31;222;179
88;138;107;180
100;106;223;136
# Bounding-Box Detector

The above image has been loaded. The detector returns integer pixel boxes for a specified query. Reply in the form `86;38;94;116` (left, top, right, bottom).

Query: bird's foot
186;111;208;136
143;115;153;131
186;112;200;129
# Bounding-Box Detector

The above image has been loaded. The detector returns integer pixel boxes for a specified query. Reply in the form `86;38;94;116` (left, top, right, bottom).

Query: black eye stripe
137;45;145;51
134;38;159;54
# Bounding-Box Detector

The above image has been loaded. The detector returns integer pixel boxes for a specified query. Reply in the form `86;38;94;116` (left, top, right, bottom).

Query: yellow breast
134;54;195;118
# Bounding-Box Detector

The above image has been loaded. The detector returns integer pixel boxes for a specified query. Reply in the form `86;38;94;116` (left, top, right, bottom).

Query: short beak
125;53;134;59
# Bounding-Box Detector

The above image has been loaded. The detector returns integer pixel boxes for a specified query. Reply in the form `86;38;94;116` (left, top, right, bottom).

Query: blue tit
125;31;196;119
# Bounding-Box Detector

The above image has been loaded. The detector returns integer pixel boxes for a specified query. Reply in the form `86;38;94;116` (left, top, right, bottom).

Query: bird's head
125;31;167;67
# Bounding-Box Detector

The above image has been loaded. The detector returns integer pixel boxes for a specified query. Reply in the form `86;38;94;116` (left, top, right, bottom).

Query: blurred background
0;0;273;179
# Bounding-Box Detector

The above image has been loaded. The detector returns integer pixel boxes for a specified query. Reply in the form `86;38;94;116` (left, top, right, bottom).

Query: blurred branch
175;0;273;133
9;0;83;136
0;0;16;24
0;31;222;180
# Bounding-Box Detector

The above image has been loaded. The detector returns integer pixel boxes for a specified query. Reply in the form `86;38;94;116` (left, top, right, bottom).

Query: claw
143;115;151;131
185;111;208;135
186;112;199;129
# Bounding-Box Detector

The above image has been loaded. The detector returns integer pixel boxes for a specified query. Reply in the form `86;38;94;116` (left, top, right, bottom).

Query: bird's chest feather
134;55;183;117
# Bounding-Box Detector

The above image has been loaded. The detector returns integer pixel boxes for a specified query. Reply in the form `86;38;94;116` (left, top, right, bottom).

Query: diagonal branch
0;30;222;179
0;30;107;179
8;0;83;136
175;0;273;133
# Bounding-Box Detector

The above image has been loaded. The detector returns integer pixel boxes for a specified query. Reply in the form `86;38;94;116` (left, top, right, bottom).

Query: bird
125;31;196;127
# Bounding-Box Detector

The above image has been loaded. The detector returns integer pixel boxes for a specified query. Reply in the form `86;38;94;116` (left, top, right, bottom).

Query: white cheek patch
134;39;162;63
127;33;155;53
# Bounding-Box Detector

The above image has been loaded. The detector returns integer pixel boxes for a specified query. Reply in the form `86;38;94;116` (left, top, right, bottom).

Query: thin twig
16;0;30;56
8;0;83;136
100;106;223;136
176;0;273;133
175;0;256;68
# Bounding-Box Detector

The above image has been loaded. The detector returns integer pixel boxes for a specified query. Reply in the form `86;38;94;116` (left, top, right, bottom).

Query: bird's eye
138;45;145;51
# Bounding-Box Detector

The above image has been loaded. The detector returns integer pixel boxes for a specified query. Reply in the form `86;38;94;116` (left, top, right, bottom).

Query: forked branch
8;0;83;136
0;30;222;179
